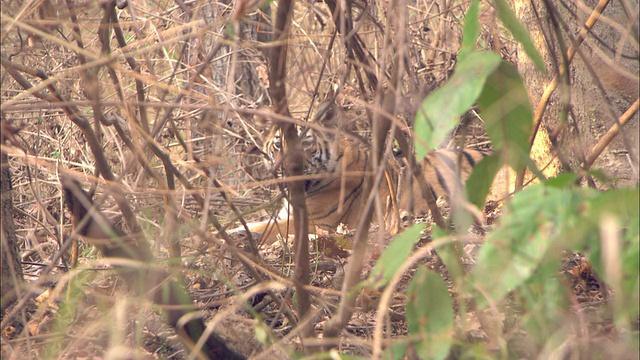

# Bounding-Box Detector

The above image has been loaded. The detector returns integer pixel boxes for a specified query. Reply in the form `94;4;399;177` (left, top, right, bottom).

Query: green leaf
469;185;578;307
437;243;464;285
587;187;639;221
478;61;533;174
581;188;639;324
367;224;425;289
382;340;409;360
621;224;639;321
471;184;639;311
459;0;481;62
519;275;568;346
254;321;271;345
467;182;638;351
544;172;578;188
493;0;546;72
414;51;501;159
436;242;467;322
466;152;503;209
407;266;454;360
227;23;236;38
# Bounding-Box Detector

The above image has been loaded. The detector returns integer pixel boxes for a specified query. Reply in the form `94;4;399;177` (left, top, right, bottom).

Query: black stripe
306;149;344;193
473;147;493;156
310;149;368;224
307;177;336;194
462;150;477;167
432;152;457;196
436;151;458;171
433;167;450;195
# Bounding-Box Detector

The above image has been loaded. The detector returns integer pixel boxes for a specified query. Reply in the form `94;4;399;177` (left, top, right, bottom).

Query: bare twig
584;99;639;169
60;171;244;360
1;57;142;235
267;0;313;344
518;0;611;188
321;0;404;345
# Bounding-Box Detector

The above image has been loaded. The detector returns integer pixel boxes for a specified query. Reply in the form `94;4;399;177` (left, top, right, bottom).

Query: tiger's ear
243;108;276;157
313;99;339;128
253;107;276;133
314;80;339;127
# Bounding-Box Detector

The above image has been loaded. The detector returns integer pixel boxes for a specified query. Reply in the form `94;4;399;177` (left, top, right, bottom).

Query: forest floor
3;200;628;359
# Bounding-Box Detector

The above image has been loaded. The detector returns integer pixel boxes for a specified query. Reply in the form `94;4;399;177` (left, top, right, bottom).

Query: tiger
234;101;492;244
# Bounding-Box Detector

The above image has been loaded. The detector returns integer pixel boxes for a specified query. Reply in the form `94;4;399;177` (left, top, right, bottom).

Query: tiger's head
261;100;342;180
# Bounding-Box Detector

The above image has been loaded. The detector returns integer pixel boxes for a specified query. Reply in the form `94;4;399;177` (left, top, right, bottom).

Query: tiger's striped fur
237;104;491;244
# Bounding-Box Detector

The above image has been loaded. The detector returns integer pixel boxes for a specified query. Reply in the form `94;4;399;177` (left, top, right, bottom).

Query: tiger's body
237;105;491;244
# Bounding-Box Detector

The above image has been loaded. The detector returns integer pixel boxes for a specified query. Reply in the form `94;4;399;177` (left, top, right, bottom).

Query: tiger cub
236;102;491;244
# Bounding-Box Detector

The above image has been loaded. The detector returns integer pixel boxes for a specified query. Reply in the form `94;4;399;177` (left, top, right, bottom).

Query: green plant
368;0;639;358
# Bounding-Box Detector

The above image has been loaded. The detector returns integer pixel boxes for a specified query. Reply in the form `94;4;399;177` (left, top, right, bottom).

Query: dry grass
1;0;637;358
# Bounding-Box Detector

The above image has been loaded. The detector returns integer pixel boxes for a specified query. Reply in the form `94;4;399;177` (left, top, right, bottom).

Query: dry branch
60;171;244;360
267;0;314;343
